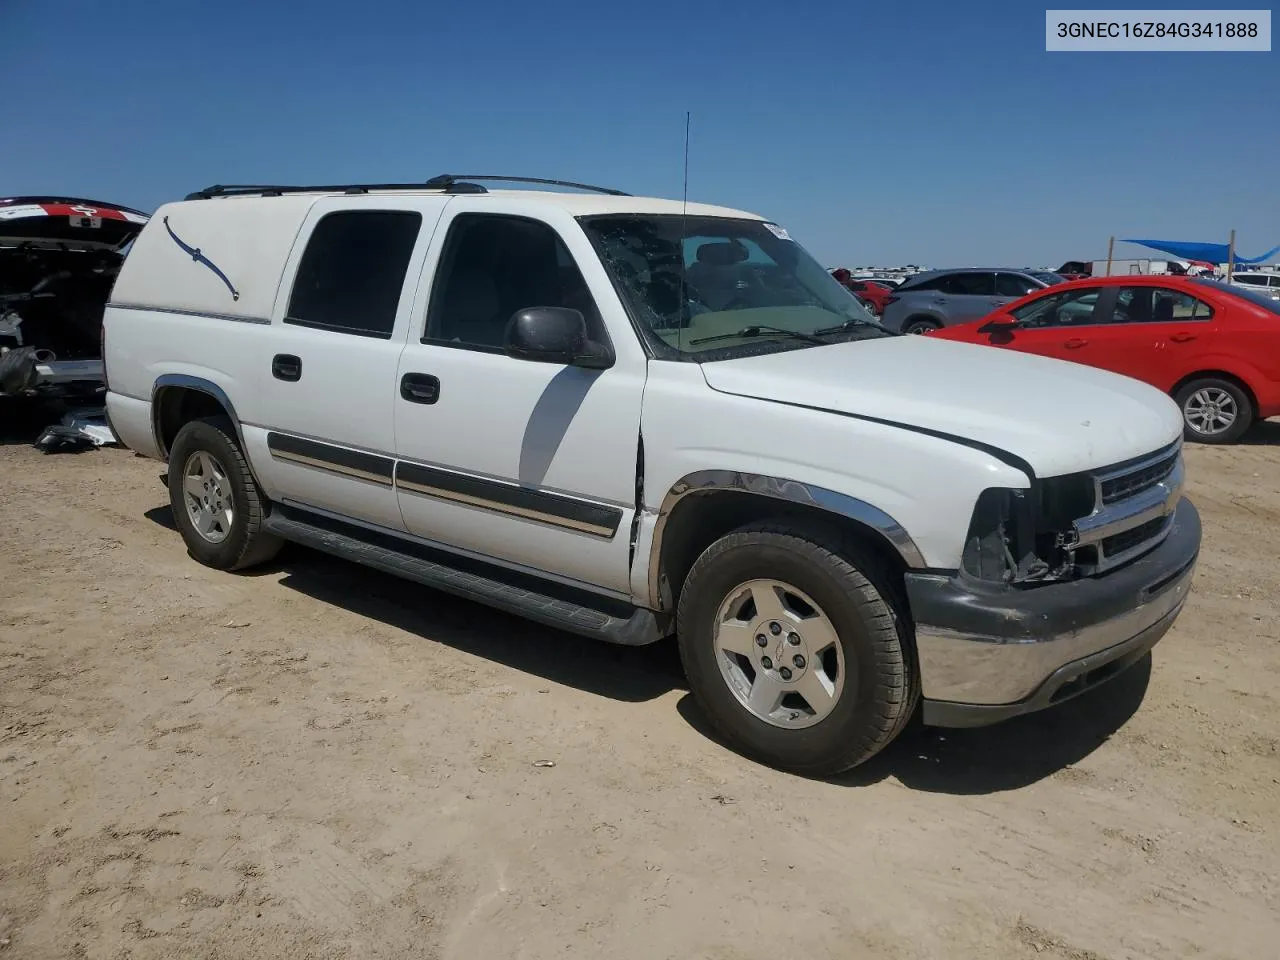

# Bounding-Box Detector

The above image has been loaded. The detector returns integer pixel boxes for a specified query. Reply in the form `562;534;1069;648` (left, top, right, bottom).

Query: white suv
103;175;1200;774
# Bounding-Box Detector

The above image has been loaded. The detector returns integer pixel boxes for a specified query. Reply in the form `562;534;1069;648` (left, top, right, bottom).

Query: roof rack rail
183;182;476;201
184;175;628;202
424;174;630;196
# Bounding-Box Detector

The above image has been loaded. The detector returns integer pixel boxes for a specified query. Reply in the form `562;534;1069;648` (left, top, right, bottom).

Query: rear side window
286;210;422;338
941;272;996;296
1112;286;1213;323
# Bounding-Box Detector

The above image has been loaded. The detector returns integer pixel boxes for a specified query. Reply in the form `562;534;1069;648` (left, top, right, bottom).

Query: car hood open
698;335;1183;478
0;196;149;252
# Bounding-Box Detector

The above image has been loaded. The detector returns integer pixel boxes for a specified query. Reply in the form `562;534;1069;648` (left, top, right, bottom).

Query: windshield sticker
762;222;792;241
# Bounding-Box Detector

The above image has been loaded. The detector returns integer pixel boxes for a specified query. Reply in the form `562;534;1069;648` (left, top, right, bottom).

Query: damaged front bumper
907;497;1200;727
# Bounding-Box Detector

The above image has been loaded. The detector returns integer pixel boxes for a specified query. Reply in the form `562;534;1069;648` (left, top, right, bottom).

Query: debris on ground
32;406;117;453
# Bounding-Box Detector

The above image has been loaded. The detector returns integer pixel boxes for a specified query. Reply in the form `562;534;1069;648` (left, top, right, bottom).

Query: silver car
881;268;1062;334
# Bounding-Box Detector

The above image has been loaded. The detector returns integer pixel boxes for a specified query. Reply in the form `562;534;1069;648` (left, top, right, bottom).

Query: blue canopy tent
1122;238;1280;265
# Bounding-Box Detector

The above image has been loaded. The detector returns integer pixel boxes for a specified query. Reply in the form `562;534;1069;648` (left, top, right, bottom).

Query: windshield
1194;278;1280;315
577;214;884;358
1030;271;1067;285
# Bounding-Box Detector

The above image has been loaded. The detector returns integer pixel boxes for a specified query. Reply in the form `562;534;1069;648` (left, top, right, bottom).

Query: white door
246;196;449;531
392;202;645;595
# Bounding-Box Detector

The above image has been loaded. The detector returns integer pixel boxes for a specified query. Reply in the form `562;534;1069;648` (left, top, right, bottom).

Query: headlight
962;476;1096;584
961;488;1034;582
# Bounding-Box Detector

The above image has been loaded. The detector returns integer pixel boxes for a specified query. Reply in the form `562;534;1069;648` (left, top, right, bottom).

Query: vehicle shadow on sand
679;655;1151;795
144;506;1150;790
144;507;685;704
1240;419;1280;446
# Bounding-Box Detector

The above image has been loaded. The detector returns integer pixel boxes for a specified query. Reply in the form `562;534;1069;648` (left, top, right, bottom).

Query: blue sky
2;0;1276;267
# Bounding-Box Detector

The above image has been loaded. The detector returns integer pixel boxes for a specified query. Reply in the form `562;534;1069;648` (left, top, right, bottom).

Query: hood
0;196;149;252
698;336;1183;478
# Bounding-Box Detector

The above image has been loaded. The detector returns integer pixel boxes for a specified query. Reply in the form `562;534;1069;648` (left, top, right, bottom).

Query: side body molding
646;469;927;609
151;373;246;459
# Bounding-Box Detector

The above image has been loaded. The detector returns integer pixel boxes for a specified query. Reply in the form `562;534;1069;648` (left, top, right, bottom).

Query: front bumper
907;497;1200;728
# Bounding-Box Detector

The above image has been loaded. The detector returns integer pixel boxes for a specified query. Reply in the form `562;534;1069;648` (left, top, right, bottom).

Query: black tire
1174;377;1253;444
167;416;282;570
902;317;940;335
676;522;918;776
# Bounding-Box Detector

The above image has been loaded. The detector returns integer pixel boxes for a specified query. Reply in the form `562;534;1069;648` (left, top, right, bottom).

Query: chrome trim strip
394;463;621;539
265;432;395;487
278;496;635;603
108;302;272;325
396;477;616;537
647;470;927;611
271;448;393;486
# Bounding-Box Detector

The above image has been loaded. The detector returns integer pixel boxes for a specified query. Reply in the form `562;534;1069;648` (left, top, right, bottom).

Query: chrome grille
1070;443;1184;574
1099;449;1178;504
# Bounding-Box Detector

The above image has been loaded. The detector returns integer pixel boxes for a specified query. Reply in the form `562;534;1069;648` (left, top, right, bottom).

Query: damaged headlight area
961;474;1096;584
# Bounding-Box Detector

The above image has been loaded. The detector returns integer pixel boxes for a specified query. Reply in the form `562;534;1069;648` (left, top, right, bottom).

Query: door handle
400;372;440;405
272;354;302;381
1063;338;1088;349
1169;332;1197;343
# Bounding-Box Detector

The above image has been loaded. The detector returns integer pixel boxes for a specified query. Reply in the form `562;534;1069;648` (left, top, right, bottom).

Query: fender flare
646;469;927;610
150;373;246;459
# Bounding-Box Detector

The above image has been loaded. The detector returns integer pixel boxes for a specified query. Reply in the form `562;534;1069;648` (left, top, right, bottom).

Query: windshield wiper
688;324;829;346
812;317;891;337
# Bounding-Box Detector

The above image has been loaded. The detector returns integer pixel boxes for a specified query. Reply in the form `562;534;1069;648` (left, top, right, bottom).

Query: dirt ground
2;415;1278;960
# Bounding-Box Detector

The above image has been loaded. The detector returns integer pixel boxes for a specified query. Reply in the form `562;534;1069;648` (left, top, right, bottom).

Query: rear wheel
676;522;917;775
1175;377;1252;444
167;416;283;570
902;318;940;335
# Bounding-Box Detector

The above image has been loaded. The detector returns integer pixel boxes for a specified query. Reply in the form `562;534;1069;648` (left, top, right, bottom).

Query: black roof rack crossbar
185;175;628;202
424;174;630;196
184;182;467;200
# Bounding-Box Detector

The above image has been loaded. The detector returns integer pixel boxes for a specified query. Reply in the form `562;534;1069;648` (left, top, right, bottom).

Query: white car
103;175;1200;775
1229;272;1280;299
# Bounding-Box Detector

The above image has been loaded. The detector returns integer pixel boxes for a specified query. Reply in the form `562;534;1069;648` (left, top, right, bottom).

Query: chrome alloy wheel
712;579;846;729
1183;387;1238;436
182;450;234;544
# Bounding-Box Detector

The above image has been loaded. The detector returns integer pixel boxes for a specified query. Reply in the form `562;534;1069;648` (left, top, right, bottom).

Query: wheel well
154;386;231;457
903;315;940;329
656;491;908;612
1171;370;1258;415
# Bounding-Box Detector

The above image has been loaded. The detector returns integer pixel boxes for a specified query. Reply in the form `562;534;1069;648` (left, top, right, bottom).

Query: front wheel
1175;377;1253;444
676;523;917;776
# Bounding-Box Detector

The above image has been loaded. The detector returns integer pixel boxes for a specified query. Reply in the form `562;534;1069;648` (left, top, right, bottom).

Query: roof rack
423;174;629;196
185;174;628;202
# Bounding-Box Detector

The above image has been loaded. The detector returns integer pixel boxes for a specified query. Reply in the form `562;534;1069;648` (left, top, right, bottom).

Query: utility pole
1105;236;1114;276
1227;230;1236;283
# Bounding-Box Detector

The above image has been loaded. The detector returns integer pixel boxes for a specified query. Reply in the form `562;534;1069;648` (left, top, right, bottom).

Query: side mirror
977;314;1016;335
503;307;613;369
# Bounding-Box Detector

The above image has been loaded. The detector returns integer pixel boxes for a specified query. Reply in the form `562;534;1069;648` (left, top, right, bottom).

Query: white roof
201;188;764;221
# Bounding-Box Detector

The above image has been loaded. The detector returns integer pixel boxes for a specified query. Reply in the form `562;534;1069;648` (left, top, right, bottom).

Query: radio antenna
677;111;691;352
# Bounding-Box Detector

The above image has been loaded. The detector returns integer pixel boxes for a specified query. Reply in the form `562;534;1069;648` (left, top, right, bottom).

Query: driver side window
1012;287;1103;328
424;214;603;351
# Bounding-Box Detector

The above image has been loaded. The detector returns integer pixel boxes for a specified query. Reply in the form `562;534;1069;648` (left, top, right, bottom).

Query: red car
830;269;894;315
930;275;1280;444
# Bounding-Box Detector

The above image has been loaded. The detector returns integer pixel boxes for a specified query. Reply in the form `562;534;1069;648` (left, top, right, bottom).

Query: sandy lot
2;415;1278;960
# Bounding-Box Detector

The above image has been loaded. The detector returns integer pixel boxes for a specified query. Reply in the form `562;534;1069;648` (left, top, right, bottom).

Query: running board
264;508;664;646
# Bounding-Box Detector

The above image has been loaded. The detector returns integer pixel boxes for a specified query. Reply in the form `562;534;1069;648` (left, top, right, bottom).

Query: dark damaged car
0;196;149;401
